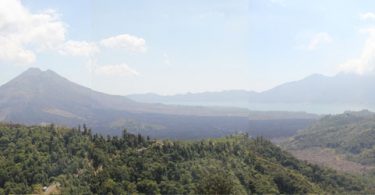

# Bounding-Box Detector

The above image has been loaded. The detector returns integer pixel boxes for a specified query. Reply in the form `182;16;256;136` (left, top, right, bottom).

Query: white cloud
360;12;375;21
100;34;147;52
269;0;286;6
0;0;147;69
163;53;171;65
0;0;66;64
94;64;139;76
338;28;375;74
0;37;36;64
59;41;99;56
307;32;332;50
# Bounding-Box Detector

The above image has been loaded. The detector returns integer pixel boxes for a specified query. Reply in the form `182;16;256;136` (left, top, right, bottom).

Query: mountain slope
284;110;375;165
0;123;367;194
0;68;316;139
255;73;375;104
0;68;251;118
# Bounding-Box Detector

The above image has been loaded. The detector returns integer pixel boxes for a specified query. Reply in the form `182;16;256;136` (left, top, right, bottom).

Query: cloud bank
360;12;375;21
0;0;66;64
59;41;99;56
0;0;146;77
338;28;375;74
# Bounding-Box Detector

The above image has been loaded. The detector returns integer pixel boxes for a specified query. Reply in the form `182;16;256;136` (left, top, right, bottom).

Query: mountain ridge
128;72;375;113
0;67;317;139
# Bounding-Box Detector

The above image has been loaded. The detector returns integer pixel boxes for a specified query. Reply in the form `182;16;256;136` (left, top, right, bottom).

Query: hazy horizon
0;67;332;96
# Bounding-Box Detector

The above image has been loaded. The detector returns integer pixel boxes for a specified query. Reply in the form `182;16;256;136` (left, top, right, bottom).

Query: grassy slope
284;110;375;165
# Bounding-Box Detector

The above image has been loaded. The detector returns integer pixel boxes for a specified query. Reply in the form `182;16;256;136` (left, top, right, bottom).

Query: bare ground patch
289;147;375;174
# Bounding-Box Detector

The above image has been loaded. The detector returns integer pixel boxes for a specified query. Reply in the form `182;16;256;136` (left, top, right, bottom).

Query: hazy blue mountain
0;68;249;119
128;90;257;108
128;73;375;113
0;68;317;139
254;73;375;103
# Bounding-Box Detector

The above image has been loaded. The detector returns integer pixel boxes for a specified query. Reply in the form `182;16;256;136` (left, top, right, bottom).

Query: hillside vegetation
0;123;368;194
285;110;375;165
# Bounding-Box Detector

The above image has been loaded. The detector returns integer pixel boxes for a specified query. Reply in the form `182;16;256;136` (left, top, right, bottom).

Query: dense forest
0;123;369;194
284;110;375;165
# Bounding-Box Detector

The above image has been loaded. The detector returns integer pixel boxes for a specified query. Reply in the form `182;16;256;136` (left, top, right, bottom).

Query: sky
1;0;375;95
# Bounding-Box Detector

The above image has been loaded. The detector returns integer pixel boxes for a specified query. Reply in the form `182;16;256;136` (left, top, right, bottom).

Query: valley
2;0;375;194
0;68;375;194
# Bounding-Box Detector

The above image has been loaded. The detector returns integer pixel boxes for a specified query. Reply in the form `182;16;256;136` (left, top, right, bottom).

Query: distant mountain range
0;68;316;139
128;90;256;107
128;73;375;114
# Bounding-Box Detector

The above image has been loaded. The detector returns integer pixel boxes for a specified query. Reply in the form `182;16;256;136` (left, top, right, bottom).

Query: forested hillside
284;110;375;165
0;123;368;194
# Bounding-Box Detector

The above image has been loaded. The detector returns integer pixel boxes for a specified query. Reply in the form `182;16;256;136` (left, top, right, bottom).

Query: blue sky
1;0;375;95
